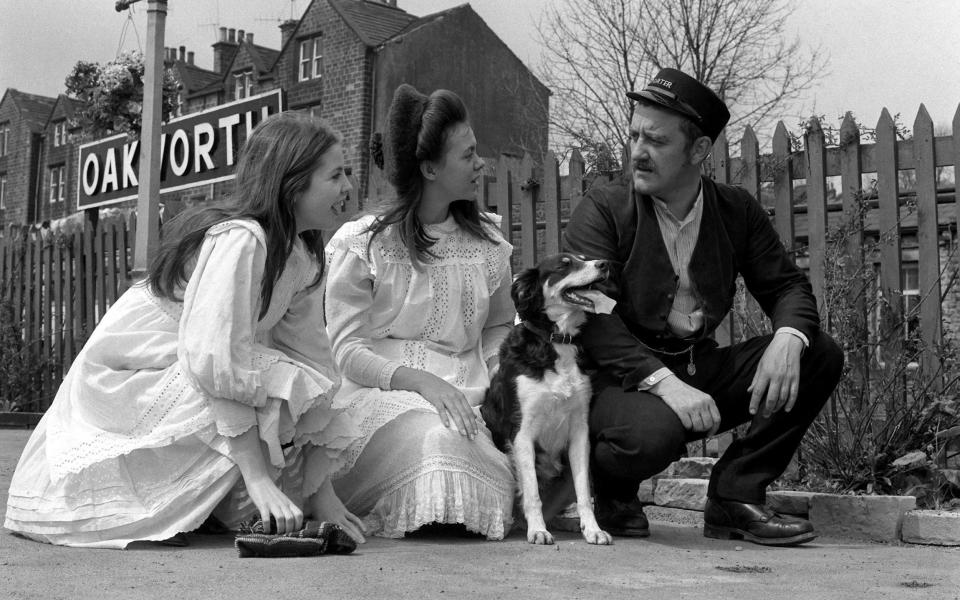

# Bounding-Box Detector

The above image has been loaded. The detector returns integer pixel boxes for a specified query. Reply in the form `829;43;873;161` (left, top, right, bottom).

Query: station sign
77;89;283;210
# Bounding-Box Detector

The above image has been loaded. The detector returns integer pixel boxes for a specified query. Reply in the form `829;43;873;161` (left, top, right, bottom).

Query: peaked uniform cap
627;68;730;141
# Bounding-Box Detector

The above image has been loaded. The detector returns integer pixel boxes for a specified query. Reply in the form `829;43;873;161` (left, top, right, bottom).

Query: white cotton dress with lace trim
324;213;516;540
3;220;357;548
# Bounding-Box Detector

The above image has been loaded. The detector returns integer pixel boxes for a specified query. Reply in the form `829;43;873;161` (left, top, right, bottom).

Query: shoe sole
703;524;817;546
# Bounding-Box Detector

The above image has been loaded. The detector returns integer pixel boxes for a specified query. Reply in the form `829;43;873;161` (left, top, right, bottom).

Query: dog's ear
511;267;542;321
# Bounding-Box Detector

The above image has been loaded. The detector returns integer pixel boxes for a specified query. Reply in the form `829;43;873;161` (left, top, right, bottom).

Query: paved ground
1;427;958;600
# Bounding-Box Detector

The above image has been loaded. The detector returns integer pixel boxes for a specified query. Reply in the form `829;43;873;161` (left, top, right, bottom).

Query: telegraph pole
117;0;166;278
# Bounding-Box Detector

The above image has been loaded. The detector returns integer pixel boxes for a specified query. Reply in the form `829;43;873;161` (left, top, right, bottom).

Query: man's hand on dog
650;376;721;435
748;332;804;418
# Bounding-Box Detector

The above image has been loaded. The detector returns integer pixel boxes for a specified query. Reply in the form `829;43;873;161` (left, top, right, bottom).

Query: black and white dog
482;253;615;545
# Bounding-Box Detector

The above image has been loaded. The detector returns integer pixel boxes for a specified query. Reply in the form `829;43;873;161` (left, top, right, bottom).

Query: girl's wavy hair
367;84;497;268
147;111;341;319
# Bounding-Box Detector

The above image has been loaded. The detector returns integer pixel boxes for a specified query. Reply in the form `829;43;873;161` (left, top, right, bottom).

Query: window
48;165;65;203
0;122;9;156
902;262;921;343
298;36;323;82
52;121;67;147
234;71;253;99
0;174;6;210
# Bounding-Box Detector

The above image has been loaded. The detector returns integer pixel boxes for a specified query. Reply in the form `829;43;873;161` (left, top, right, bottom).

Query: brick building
0;89;57;225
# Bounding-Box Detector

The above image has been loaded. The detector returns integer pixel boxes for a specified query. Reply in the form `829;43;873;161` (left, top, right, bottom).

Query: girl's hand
415;372;479;439
310;479;367;544
244;475;304;534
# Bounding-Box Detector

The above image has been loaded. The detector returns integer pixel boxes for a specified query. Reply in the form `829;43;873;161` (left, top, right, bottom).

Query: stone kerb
635;457;951;544
900;510;960;546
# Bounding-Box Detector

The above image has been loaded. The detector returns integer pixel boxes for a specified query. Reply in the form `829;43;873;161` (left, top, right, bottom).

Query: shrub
773;190;960;507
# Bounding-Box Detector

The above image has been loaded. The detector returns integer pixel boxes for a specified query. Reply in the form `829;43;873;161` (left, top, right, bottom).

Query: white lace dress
3;220;356;548
324;213;515;539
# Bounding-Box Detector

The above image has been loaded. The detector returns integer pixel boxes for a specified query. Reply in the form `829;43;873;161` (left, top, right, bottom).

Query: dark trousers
589;331;844;504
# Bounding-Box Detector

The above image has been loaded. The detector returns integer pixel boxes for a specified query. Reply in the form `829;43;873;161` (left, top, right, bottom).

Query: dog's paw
582;527;614;545
527;529;555;545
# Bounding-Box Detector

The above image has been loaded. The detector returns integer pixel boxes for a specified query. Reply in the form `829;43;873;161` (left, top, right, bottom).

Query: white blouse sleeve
324;232;402;390
178;225;269;409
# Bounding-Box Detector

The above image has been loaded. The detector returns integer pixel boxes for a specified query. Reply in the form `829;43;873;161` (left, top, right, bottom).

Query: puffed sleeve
324;223;403;389
178;224;268;406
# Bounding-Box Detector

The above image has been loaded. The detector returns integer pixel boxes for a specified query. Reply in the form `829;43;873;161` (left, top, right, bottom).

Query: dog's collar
522;321;575;345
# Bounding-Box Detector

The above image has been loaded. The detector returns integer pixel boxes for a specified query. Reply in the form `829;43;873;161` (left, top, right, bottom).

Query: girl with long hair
324;84;515;539
5;112;366;548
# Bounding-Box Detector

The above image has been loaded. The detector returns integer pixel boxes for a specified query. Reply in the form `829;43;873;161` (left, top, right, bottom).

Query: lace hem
361;455;514;540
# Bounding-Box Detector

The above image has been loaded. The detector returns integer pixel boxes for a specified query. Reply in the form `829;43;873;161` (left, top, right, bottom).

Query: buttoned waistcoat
562;175;819;390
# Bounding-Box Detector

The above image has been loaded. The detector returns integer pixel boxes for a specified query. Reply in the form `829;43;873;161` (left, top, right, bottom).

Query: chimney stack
279;20;297;48
214;27;241;74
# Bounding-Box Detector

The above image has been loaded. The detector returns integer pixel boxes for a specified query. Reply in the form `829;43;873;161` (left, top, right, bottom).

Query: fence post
875;108;904;406
839;112;869;401
543;150;562;256
803;117;828;313
517;153;537;269
772;122;795;256
495;155;514;244
913;104;943;384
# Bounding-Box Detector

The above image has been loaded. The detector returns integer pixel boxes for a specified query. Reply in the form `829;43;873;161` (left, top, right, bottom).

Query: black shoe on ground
703;498;817;546
595;496;650;537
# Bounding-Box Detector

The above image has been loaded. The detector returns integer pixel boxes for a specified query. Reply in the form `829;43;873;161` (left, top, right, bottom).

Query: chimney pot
187;51;195;65
179;46;186;61
246;32;253;44
237;29;245;44
228;28;236;43
219;27;227;42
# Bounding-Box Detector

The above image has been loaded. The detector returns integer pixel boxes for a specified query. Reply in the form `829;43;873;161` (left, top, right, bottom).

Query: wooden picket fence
485;105;958;385
1;105;957;421
0;213;135;417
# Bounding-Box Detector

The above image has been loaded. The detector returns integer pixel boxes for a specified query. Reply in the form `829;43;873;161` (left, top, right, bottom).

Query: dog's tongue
577;290;616;314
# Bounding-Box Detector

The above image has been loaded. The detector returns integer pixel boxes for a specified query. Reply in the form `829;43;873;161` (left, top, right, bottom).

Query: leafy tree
65;50;179;140
536;0;827;171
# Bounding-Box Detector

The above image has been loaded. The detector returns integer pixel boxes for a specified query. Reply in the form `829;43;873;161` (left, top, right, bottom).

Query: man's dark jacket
562;175;819;390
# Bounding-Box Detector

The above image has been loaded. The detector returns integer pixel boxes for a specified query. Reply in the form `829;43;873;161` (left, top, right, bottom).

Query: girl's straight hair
147;111;341;318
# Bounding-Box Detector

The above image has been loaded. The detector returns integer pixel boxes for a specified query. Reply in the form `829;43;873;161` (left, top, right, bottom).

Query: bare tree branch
537;0;828;171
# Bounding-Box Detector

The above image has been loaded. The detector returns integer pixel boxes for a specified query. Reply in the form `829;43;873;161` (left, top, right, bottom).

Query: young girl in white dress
3;112;366;548
324;84;515;539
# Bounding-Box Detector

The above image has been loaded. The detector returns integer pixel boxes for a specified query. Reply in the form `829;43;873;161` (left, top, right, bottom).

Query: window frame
298;35;323;82
53;121;66;147
0;122;9;156
0;173;7;210
234;71;253;100
48;164;65;204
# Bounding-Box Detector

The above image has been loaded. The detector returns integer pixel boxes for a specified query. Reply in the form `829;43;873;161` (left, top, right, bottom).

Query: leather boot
703;498;816;546
595;496;650;537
